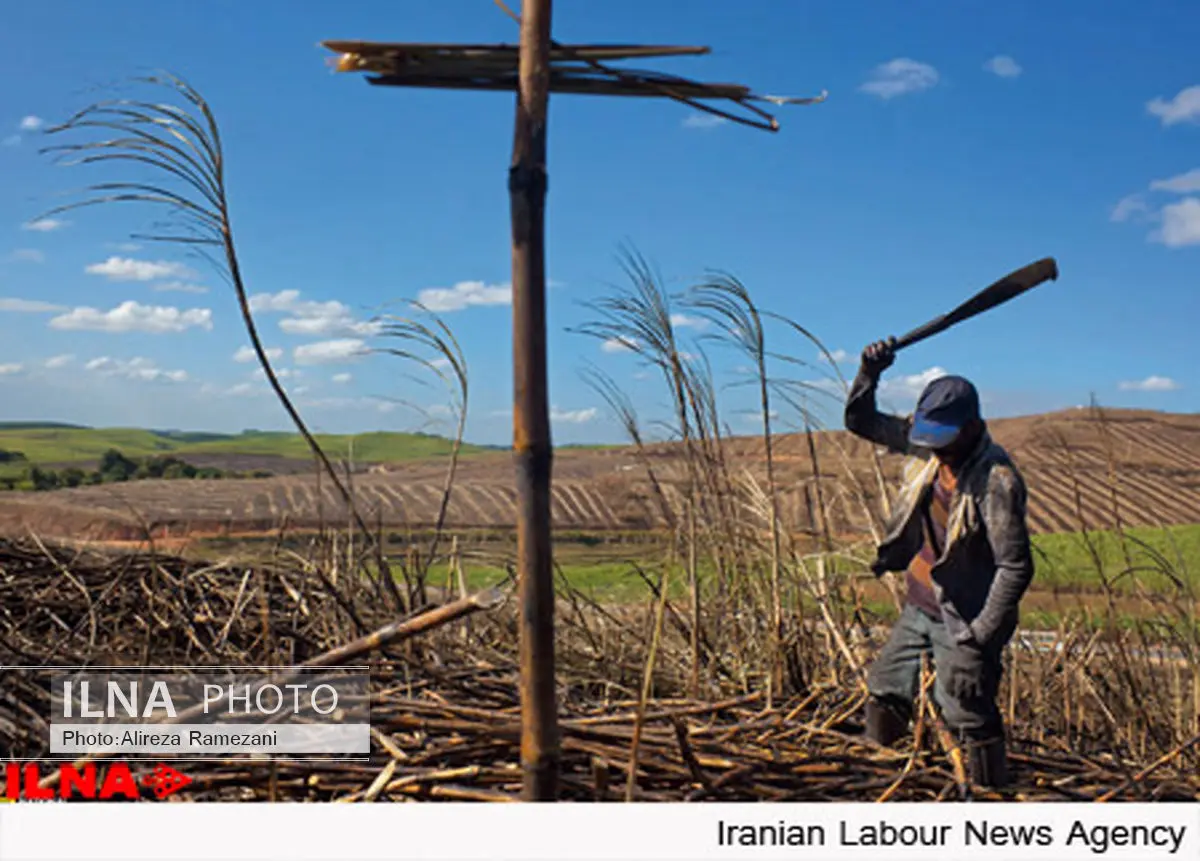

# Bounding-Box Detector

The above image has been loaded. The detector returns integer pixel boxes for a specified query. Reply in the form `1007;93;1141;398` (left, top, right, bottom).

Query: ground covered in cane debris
1;537;1196;802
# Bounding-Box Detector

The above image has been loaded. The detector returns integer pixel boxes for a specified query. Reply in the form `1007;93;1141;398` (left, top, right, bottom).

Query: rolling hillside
0;408;1197;542
0;423;494;471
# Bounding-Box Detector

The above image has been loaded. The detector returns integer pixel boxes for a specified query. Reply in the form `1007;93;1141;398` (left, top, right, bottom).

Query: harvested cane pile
1;536;1197;802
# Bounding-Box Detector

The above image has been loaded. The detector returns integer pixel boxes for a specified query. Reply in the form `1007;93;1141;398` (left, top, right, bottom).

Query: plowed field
1;408;1198;541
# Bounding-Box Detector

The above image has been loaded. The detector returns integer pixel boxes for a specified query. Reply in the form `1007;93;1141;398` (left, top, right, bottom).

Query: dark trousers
866;603;1004;735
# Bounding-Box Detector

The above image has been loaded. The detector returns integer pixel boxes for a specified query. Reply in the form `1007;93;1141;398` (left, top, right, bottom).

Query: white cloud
416;280;511;312
248;289;380;337
860;58;939;99
670;313;707;329
682;113;727;130
1118;375;1180;392
332;372;352;384
22;218;67;233
1149;168;1200;194
1;115;45;149
251;366;299;380
0;297;67;313
297;395;394;413
152;280;209;294
983;56;1022;78
799;377;844;397
225;382;260;397
1114;170;1200;243
602;336;638;354
44;354;74;369
429;357;452;370
0;363;24;375
233;345;283;363
85;256;196;282
880;366;948;401
1110;194;1150;223
49;301;213;334
822;348;849;364
739;409;780;423
1153;198;1200;247
551;407;598;424
8;249;44;263
247;290;302;313
296;395;351;409
85;356;187;383
293;338;367;365
200;381;267;398
280;315;379;337
1146;85;1200;127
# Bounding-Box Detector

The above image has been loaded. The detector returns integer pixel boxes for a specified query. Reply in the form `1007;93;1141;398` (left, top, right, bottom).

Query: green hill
183;430;488;462
0;425;490;466
0;421;90;431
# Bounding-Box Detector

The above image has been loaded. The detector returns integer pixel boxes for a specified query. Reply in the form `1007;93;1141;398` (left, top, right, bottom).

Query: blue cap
908;375;981;449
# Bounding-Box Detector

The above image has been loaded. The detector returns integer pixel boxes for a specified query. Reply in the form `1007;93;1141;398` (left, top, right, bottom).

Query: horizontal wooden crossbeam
364;70;757;101
323;40;712;71
321;39;827;132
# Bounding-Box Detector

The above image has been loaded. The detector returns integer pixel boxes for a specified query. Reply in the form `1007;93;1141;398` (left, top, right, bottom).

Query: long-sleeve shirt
844;367;1035;651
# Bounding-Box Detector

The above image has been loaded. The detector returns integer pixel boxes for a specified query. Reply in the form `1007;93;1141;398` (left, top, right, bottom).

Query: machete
892;257;1059;351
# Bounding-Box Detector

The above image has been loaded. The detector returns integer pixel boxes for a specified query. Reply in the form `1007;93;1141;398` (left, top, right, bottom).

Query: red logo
141;763;192;799
4;763;190;801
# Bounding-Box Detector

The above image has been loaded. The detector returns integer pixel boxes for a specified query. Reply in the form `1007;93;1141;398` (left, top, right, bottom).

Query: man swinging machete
843;259;1056;787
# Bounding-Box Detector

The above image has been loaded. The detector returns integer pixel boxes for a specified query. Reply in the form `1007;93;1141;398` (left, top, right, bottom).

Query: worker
844;337;1034;787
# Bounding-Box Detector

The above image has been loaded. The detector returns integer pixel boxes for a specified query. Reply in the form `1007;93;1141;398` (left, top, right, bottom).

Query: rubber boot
864;696;910;747
963;732;1009;788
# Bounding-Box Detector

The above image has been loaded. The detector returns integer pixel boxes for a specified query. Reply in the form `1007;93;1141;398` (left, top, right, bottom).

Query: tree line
0;448;273;491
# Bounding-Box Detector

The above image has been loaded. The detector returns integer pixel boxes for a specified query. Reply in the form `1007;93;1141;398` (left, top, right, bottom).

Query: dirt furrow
1072;472;1161;530
1114;472;1200;525
407;483;448;521
584;486;622;528
474;485;517;523
1024;504;1055;534
452;487;493;526
551;483;585;525
1112;423;1200;469
557;483;598;526
1050;472;1140;531
374;484;408;523
1025;473;1089;534
571;484;612;526
547;486;574;526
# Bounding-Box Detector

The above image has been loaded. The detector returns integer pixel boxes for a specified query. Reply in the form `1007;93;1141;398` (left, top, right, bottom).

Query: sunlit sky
2;1;1197;445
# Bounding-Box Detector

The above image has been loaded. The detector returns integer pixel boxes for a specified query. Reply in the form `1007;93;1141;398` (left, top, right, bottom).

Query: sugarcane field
1;2;1198;848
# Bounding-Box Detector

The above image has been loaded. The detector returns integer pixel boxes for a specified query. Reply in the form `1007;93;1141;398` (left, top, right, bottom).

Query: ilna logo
2;763;191;801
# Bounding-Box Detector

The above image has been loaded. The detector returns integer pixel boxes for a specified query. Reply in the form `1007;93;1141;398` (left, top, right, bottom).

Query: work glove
859;337;897;379
945;640;987;702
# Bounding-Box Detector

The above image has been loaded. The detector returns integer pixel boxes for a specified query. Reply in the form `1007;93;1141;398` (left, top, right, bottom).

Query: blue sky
1;0;1197;447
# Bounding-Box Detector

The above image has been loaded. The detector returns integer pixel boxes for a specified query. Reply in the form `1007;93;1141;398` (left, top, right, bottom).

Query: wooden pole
509;0;559;801
322;5;818;805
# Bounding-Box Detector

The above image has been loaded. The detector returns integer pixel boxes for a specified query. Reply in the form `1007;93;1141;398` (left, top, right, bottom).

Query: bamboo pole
509;0;560;802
